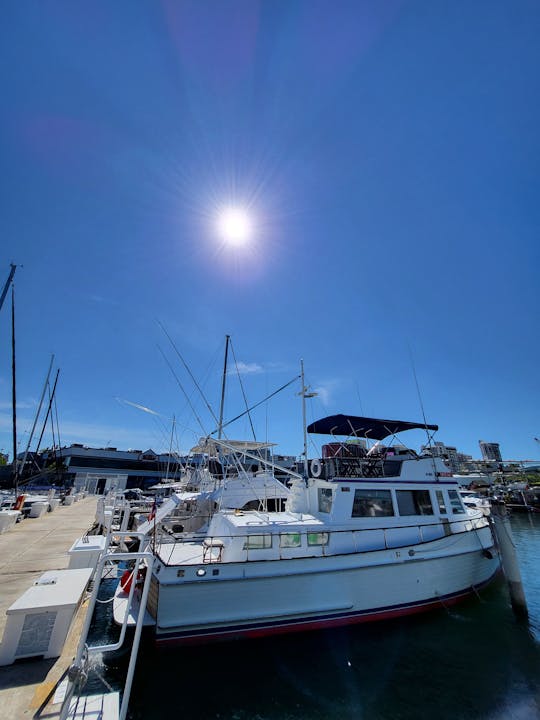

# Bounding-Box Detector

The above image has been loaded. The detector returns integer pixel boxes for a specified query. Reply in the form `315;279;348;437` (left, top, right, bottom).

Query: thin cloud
313;379;342;407
228;360;294;376
88;294;120;306
0;399;36;410
228;361;264;376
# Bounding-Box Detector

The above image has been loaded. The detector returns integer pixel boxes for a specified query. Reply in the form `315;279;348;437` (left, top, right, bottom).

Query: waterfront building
38;445;184;491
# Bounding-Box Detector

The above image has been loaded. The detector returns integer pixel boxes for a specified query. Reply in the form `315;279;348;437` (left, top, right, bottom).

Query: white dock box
0;567;92;666
68;535;107;570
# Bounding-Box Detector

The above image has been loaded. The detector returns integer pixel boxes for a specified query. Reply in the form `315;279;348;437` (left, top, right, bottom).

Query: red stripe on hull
155;576;499;648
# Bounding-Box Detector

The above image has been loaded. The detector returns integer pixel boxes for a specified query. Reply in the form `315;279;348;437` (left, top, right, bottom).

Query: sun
216;207;253;246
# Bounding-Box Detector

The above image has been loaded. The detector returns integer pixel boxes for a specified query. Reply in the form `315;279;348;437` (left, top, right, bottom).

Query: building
479;441;502;463
420;441;459;473
38;444;184;491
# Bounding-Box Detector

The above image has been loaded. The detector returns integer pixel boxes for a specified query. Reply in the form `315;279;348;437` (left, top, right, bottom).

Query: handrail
59;539;154;720
155;514;489;566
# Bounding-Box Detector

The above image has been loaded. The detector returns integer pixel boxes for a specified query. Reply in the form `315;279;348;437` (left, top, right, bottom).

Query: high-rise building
421;441;459;472
479;441;502;463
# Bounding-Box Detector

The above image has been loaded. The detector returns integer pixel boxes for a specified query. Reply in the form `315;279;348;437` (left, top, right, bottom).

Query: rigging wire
157;344;208;438
157;320;219;427
208;374;301;437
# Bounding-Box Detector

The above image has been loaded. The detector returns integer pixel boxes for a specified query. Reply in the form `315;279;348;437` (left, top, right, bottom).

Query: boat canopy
306;414;438;440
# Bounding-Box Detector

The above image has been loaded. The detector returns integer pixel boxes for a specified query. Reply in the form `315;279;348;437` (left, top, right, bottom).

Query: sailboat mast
301;359;308;479
0;263;17;314
164;415;175;480
20;354;55;478
11;284;18;496
299;359;317;480
217;335;230;440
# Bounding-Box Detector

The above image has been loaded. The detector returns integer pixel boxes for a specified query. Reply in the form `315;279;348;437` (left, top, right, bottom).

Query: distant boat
113;413;501;645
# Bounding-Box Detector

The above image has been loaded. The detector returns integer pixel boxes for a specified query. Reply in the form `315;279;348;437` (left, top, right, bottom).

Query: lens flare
216;207;252;246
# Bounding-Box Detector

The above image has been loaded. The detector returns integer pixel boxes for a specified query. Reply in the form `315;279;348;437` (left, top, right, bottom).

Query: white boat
0;509;21;533
459;489;491;516
113;414;501;645
158;440;291;533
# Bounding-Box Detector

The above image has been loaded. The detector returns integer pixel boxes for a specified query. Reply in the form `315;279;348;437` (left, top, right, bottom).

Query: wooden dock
0;496;99;718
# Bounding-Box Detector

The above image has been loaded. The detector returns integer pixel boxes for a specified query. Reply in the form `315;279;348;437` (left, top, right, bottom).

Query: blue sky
1;1;539;463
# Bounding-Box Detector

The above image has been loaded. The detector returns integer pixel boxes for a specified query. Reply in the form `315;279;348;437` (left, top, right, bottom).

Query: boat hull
151;527;500;646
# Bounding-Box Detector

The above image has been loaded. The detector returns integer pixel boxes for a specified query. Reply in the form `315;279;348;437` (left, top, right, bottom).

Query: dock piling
490;502;529;620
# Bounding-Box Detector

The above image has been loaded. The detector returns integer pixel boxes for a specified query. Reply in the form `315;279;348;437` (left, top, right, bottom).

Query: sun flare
216;207;253;246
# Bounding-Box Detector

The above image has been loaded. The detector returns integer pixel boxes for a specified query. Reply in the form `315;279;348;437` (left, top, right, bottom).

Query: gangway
58;532;154;720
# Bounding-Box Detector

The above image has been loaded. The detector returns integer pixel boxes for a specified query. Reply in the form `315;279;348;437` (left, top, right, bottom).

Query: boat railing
59;533;155;720
156;515;487;565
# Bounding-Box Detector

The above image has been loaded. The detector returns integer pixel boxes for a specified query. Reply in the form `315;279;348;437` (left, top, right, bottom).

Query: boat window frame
279;532;302;548
448;489;466;515
307;531;330;546
435;489;447;515
395;489;434;516
351;488;394;518
243;534;273;550
318;487;333;514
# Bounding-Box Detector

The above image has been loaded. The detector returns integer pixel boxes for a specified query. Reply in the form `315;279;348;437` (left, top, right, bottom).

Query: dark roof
306;414;438;440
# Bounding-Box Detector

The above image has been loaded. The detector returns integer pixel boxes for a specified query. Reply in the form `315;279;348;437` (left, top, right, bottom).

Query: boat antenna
217;334;230;440
229;337;257;442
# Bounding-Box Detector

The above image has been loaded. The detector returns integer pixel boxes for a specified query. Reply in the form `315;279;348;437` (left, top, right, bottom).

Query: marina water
96;514;540;720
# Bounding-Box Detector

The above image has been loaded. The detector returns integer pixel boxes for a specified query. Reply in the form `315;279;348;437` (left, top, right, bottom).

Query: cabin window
318;488;333;513
448;489;465;515
307;532;329;546
436;490;447;514
280;533;302;548
352;489;394;517
396;490;433;516
243;534;272;550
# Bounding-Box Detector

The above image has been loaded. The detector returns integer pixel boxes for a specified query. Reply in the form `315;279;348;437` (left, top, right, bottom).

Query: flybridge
306;414;439;440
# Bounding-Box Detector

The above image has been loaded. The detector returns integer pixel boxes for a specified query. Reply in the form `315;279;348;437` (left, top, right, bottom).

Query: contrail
115;397;165;418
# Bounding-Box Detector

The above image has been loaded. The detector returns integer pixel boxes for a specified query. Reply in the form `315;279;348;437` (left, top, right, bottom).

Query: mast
164;415;175;480
20;354;55;480
11;285;18;496
299;359;317;480
217;334;230;440
0;264;17;314
301;360;308;478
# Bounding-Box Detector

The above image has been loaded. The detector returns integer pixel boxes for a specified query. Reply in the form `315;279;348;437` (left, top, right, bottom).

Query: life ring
310;459;322;478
